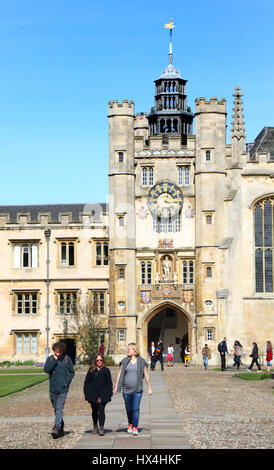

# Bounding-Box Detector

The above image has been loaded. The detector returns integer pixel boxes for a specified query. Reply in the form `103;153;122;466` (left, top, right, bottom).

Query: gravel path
162;365;274;449
0;365;273;449
0;367;119;449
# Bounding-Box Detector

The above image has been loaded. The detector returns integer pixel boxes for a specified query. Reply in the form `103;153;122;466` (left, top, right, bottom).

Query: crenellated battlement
195;97;226;115
108;100;135;116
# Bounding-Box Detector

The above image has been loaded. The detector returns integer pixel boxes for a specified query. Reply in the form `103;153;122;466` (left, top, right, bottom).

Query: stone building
0;31;273;365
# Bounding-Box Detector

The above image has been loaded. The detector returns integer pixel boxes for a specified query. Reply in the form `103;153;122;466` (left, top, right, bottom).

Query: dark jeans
90;402;106;427
123;391;143;428
152;356;164;370
234;356;241;369
50;392;68;430
248;358;261;371
220;353;226;370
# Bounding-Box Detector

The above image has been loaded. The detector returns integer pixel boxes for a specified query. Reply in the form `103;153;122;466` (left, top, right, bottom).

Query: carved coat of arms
141;291;151;304
183;290;193;303
160;285;174;297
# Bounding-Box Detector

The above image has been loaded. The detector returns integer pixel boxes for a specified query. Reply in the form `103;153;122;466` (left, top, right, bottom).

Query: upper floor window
178;166;190;186
16;292;38;315
206;215;212;225
96;241;109;266
59;291;77;315
93;291;106;314
206;266;212;278
119;267;125;279
153;214;181;233
60;241;75;267
206;151;211;161
13;243;38;268
118;152;124;163
140;261;152;285
182;260;194;284
142;167;154;186
254;197;274;292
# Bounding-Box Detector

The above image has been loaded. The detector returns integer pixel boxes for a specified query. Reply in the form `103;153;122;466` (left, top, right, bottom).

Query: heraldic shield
183;290;192;303
141;291;151;304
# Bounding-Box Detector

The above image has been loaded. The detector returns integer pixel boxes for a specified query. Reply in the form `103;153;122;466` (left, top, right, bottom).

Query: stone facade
0;50;273;365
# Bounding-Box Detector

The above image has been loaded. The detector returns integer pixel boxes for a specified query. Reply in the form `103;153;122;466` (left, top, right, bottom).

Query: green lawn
0;369;44;374
0;374;48;397
234;372;272;381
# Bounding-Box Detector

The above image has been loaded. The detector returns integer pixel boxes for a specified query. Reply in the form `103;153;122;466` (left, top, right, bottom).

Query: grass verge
0;369;44;374
234;372;272;380
0;374;48;397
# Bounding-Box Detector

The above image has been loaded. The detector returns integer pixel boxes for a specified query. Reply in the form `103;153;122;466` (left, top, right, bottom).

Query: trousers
152;356;164;370
50;392;68;430
123;391;143;428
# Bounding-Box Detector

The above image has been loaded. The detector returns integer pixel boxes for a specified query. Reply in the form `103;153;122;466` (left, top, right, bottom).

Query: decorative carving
141;291;151;304
162;256;171;281
160;285;174;297
158;239;174;248
183;290;193;303
137;206;149;219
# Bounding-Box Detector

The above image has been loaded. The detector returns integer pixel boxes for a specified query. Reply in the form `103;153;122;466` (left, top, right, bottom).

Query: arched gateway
137;301;196;363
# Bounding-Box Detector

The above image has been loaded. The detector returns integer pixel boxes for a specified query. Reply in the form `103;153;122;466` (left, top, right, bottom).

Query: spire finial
164;18;175;65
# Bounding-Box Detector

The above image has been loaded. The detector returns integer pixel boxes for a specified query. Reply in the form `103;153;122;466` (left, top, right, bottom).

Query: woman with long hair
83;354;113;436
266;341;273;373
233;340;243;370
114;343;152;436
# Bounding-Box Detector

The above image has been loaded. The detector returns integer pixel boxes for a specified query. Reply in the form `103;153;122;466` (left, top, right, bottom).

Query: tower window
118;152;124;163
182;260;195;284
142;167;153;186
140;261;152;285
206;151;211;161
178;166;190;186
206;267;212;278
206;215;212;225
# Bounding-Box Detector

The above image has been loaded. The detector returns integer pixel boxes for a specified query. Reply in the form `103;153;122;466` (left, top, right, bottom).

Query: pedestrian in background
114;343;152;436
246;342;262;372
44;341;75;439
202;344;211;370
184;345;190;367
233;340;243;370
151;340;164;371
83;353;113;436
166;344;174;367
266;341;273;373
218;337;228;371
148;341;155;368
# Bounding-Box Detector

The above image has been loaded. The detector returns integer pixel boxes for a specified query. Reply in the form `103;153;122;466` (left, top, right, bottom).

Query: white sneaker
257;370;262;373
246;369;251;372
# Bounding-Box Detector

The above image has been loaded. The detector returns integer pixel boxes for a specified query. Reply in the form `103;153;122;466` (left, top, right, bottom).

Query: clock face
147;182;183;218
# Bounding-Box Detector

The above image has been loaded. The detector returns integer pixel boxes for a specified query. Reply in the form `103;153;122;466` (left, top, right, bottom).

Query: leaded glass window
254;198;274;292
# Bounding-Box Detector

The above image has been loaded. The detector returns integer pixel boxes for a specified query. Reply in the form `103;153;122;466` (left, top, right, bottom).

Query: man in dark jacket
218;337;228;371
151;340;164;371
44;341;75;438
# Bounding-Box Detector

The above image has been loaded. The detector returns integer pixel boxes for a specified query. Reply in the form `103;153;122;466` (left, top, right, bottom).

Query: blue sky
0;0;273;205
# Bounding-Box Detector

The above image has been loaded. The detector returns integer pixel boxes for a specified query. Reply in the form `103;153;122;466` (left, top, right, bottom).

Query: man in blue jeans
44;341;75;439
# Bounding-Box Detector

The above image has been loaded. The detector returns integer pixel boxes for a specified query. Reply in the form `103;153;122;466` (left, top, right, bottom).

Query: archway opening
61;337;76;364
147;306;189;363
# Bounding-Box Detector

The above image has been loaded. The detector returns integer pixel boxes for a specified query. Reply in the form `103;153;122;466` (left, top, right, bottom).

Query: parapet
195;97;226;115
108;99;135;117
134;113;149;129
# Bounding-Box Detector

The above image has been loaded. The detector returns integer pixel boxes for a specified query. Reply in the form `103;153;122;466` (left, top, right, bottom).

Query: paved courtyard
0;364;273;449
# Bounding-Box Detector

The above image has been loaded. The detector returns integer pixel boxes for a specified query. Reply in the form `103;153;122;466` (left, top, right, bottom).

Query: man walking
44;341;75;439
218;337;228;371
151;340;164;371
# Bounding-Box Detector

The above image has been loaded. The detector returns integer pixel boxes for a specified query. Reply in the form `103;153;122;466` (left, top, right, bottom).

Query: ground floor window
16;333;37;354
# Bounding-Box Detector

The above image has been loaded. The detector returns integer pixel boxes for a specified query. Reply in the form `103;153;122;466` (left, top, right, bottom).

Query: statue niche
161;255;173;282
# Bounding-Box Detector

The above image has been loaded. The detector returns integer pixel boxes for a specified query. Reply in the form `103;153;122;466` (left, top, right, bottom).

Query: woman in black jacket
246;342;262;372
83;354;113;436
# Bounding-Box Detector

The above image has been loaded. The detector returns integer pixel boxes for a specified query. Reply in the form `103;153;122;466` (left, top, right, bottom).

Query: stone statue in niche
162;256;171;281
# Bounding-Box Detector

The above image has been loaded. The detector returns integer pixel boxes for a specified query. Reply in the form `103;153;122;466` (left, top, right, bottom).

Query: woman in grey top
114;343;152;436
